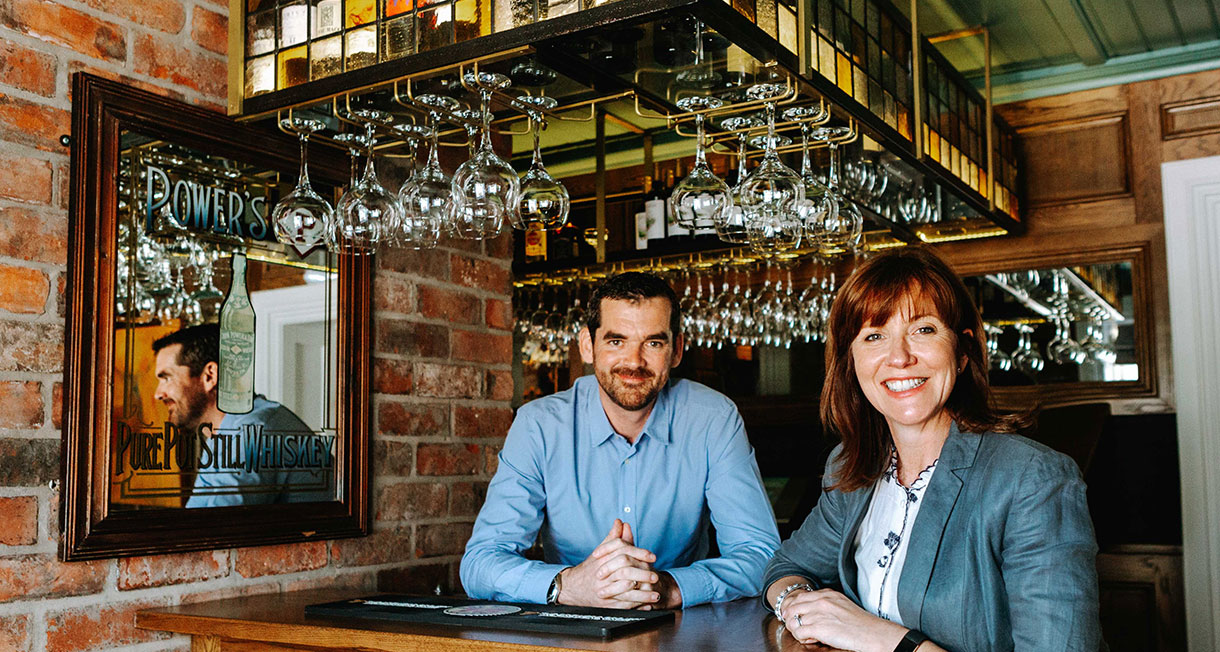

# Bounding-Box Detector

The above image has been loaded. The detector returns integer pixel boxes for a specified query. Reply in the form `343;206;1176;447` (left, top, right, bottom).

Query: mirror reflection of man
152;324;330;507
461;272;780;609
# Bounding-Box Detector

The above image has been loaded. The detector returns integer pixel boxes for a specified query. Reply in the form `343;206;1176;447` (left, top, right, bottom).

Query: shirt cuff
664;566;712;608
518;563;570;604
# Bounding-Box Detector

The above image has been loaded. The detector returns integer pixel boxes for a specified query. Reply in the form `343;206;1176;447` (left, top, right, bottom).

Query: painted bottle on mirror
218;253;256;414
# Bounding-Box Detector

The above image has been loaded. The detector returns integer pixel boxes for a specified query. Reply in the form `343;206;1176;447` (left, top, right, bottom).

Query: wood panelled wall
938;69;1220;415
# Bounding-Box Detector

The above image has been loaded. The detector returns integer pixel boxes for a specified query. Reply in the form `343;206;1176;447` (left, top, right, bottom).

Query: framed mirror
61;73;371;560
953;242;1161;411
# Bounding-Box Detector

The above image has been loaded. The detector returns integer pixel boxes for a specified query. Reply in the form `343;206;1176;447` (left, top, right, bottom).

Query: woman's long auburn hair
820;247;1027;492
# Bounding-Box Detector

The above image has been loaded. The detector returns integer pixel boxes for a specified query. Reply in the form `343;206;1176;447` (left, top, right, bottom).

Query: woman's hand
779;588;908;652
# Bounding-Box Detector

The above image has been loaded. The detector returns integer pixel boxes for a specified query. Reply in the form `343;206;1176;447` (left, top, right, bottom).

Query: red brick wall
0;2;513;650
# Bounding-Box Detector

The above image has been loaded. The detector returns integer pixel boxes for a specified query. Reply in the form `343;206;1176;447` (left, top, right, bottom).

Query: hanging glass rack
228;0;1023;274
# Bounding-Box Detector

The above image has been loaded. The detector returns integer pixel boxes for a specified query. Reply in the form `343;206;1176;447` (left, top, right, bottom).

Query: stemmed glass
403;94;460;246
514;95;569;230
451;72;520;239
984;323;1013;372
809;126;863;254
782;105;830;247
672;96;731;231
716;115;762;244
271;117;333;251
675;20;720;89
332;132;370;188
738;83;804;255
1012;322;1045;378
391;123;441;250
330;109;402;254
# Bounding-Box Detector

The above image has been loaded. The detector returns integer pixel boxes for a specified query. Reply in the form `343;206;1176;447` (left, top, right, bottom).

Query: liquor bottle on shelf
644;170;668;250
218;253;256;414
551;218;583;262
525;224;547;263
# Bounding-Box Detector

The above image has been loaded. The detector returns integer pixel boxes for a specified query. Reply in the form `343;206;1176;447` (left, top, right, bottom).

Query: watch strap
893;629;929;652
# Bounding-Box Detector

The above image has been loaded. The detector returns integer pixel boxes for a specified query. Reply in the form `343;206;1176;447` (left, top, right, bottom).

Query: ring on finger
795;613;804;627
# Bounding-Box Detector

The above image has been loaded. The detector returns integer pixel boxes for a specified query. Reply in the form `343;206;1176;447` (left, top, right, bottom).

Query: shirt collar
579;375;675;447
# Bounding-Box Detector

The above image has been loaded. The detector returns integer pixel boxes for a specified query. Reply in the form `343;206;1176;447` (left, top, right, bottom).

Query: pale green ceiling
907;0;1220;102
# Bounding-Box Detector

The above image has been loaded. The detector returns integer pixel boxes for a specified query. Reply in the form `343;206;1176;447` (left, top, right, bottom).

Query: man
152;323;332;507
461;272;780;609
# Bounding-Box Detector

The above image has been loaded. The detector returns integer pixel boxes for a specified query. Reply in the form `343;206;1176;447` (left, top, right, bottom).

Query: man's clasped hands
555;519;683;610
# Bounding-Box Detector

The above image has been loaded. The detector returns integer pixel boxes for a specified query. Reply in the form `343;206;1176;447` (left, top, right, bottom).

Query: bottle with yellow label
525;224;547;263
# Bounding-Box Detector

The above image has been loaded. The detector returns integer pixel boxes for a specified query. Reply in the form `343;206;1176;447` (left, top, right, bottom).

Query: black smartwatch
894;629;929;652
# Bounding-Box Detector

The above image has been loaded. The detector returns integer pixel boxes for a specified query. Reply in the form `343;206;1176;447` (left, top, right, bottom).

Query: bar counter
136;591;842;651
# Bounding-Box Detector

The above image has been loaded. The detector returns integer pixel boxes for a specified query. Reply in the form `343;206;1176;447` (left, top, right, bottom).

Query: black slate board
305;594;674;639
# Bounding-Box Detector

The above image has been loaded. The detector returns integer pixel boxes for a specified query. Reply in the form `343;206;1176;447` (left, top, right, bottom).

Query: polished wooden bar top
136;590;841;651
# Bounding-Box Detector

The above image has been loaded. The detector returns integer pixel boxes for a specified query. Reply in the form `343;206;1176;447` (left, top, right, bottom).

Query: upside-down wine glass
391;123;441;249
809;126;863;255
514;95;569;230
271;117;333;251
739;82;804;255
402;94;460;248
715;115;761;244
451;71;520;239
672;95;731;231
782;105;830;247
330;109;401;254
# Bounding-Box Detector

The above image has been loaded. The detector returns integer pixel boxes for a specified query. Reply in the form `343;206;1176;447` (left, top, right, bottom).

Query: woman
763;247;1101;652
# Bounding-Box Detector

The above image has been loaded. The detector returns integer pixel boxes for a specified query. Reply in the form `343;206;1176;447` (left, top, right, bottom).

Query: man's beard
170;389;211;431
594;363;668;412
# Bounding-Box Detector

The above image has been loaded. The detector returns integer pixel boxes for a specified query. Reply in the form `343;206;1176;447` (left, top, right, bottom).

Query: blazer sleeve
1001;450;1102;651
760;445;849;607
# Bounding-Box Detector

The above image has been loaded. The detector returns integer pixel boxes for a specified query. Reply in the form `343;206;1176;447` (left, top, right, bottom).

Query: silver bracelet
772;582;815;620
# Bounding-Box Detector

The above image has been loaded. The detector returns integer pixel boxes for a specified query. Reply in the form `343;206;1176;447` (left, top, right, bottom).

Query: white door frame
249;280;337;417
1162;156;1220;652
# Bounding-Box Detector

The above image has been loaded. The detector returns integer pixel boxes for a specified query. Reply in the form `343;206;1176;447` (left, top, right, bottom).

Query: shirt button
623;507;631;513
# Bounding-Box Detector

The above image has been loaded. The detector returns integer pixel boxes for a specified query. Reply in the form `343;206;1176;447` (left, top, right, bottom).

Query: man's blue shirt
186;396;333;507
460;375;780;606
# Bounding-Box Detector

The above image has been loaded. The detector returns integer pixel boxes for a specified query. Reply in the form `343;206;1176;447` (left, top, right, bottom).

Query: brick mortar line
0;371;63;381
0;198;65;214
0;82;72;111
372;475;492;484
373;394;509;407
446;398;514;409
371;352;510;370
0;257;66;278
0;310;65;325
407;275;515;301
375;315;514;336
0;141;69;164
0;429;60;440
442;245;515;266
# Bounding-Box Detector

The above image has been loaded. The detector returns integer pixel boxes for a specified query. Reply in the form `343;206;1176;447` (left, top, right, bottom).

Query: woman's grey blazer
763;422;1102;652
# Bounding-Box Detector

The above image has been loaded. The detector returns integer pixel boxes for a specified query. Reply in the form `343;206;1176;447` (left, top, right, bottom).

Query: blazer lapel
896;423;982;627
837;483;876;604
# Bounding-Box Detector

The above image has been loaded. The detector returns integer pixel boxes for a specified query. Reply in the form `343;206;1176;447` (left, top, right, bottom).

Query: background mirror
110;131;341;510
963;261;1138;386
63;74;369;560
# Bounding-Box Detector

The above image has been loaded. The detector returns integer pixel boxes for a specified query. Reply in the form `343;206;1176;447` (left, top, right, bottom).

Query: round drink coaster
443;605;522;617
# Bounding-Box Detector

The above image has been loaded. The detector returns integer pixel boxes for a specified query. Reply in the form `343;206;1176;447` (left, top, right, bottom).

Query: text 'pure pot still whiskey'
219;253;256;414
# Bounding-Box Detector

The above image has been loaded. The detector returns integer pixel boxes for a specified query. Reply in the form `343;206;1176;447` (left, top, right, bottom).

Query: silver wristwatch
546;568;569;605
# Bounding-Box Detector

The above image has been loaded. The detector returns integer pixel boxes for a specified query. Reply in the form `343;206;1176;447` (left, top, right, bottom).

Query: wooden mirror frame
61;73;371;560
951;240;1163;413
